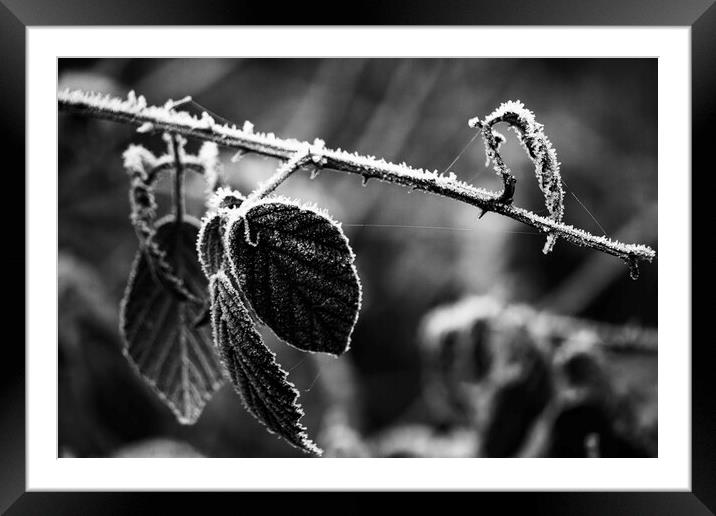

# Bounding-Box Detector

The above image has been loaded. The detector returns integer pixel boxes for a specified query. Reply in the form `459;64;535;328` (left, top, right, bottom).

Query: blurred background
58;58;657;458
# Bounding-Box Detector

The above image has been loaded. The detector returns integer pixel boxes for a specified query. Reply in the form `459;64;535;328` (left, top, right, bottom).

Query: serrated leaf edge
119;255;225;425
221;196;362;357
119;215;224;425
196;213;225;277
209;271;322;455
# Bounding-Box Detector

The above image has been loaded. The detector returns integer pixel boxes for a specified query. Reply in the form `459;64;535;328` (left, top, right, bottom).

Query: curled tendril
470;100;565;254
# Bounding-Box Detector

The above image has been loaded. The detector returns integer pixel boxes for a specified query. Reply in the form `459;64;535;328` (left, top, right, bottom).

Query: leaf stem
246;145;313;203
58;89;656;272
170;134;185;225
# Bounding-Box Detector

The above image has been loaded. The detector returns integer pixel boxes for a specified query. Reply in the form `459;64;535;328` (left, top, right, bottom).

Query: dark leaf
210;271;321;455
197;214;225;277
120;215;225;424
224;198;361;356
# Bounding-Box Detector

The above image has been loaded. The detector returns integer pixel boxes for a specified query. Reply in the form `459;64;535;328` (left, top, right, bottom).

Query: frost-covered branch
58;89;656;275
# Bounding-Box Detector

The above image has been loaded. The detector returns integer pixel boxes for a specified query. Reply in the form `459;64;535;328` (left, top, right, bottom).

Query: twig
169;134;186;225
245;143;317;203
58;89;656;273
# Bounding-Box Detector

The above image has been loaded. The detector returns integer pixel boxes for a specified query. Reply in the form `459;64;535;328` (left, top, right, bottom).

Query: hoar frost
470;100;565;253
58;89;655;266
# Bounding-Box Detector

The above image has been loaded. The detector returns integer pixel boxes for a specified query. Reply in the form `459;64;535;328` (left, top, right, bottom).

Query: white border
28;27;691;490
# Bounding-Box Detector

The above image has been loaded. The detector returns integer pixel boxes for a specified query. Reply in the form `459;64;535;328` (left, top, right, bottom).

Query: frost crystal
475;100;566;253
210;271;321;455
122;144;157;177
198;141;222;193
206;186;245;216
120;216;224;425
136;122;154;133
223;196;362;356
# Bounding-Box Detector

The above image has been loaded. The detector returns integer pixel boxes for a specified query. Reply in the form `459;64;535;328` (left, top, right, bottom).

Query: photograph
57;57;658;459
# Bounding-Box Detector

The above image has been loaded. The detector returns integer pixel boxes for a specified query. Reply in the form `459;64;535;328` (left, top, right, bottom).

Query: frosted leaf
210;271;321;455
120;215;224;424
197;214;225;277
224;197;362;356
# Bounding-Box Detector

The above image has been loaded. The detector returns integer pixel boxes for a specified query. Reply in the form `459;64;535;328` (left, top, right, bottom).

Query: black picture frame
2;1;710;514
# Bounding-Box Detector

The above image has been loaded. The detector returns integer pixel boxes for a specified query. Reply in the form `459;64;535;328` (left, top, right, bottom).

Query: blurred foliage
416;296;656;458
58;58;656;457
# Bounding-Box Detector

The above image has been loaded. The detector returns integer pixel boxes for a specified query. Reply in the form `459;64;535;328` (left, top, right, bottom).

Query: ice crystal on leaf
197;214;225;277
120;215;224;424
223;196;362;356
58;87;657;454
119;140;238;426
210;271;321;455
196;189;361;452
470;100;565;253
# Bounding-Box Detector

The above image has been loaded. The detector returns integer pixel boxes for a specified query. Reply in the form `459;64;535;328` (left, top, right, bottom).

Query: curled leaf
198;187;248;277
125;145;201;303
197;214;225;277
120;215;224;424
210;271;321;455
224;198;362;356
